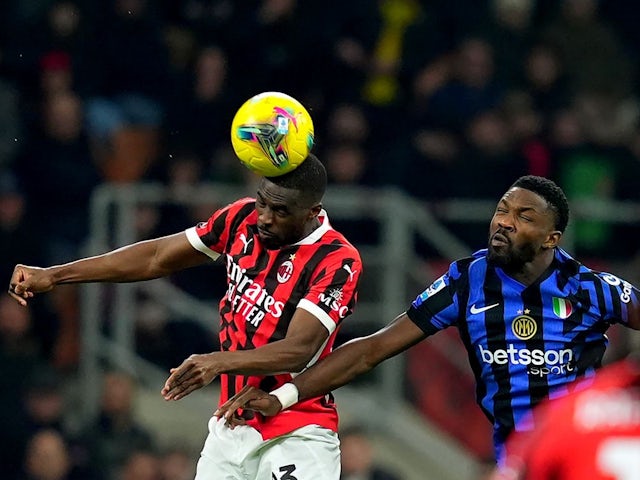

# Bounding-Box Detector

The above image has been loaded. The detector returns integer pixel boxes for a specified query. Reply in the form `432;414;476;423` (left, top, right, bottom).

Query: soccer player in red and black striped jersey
8;153;362;479
492;355;640;480
216;175;640;466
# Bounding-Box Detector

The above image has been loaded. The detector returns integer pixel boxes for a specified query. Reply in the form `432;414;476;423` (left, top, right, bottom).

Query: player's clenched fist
8;264;56;306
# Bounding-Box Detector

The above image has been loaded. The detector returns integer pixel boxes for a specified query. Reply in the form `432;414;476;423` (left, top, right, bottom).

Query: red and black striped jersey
185;197;362;439
495;358;640;480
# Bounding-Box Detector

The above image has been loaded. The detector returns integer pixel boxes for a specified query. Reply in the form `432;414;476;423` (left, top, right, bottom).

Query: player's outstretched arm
162;308;330;400
215;313;427;422
8;232;207;306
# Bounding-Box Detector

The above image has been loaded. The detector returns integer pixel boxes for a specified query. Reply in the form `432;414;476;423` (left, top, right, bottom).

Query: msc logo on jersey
512;314;537;340
318;288;349;318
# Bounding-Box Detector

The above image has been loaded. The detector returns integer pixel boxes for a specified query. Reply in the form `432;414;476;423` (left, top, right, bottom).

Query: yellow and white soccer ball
231;91;314;177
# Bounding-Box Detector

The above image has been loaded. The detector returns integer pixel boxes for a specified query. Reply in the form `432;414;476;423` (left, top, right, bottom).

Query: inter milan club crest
277;259;294;283
552;297;573;319
512;310;537;340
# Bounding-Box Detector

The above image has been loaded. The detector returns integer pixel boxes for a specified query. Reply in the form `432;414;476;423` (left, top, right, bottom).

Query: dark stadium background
1;1;640;479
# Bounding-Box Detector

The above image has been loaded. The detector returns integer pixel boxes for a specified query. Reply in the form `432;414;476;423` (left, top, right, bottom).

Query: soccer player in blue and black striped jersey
216;175;640;464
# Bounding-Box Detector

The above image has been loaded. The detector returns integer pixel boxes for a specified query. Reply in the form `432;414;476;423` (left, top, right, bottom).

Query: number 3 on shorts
272;464;298;480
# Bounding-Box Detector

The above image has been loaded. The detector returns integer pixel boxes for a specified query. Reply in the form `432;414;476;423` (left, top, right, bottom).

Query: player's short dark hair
511;175;569;232
267;153;326;205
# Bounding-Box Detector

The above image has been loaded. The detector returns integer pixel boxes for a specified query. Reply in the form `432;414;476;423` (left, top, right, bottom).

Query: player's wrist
270;383;299;410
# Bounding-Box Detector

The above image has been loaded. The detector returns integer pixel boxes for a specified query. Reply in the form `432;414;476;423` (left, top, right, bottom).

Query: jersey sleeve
297;247;362;335
185;198;254;259
406;269;460;336
588;272;640;326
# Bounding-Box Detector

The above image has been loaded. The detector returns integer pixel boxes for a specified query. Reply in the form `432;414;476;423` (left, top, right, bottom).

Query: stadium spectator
78;0;169;179
541;0;634;98
0;173;40;282
519;42;571;121
0;295;48;480
339;424;402;480
455;109;526;199
480;0;536;89
163;45;239;168
117;449;161;480
80;371;156;480
422;37;505;133
500;91;550;178
16;91;100;265
159;445;196;480
21;429;91;480
20;368;67;437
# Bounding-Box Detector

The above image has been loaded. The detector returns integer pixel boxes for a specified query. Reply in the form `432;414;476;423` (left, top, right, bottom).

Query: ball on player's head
230;91;314;177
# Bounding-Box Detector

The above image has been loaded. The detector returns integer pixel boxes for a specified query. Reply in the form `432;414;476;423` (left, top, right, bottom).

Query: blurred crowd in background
2;0;640;478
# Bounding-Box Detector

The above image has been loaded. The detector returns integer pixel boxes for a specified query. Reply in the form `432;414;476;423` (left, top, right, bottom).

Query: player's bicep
152;232;211;273
283;307;331;367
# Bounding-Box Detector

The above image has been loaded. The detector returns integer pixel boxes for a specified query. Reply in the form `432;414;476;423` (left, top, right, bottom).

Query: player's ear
309;203;322;219
543;230;562;249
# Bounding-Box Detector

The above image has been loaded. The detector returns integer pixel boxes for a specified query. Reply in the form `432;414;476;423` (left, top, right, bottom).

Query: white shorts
194;416;340;480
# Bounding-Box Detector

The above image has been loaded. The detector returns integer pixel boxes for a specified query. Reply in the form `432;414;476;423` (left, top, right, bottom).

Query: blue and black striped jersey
406;247;639;459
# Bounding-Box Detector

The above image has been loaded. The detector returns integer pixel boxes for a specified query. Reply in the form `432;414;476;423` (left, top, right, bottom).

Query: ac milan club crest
277;260;294;283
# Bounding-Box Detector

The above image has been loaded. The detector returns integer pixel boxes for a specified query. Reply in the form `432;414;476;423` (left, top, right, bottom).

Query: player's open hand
213;385;283;428
162;353;220;401
8;264;56;306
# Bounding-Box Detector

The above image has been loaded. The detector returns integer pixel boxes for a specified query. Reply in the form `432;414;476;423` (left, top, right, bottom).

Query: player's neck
506;249;556;286
302;216;321;237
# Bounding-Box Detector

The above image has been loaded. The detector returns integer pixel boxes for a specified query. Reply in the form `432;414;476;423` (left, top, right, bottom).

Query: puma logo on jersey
343;264;358;282
239;233;253;254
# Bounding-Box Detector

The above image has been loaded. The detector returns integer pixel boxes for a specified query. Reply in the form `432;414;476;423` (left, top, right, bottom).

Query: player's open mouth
491;233;509;246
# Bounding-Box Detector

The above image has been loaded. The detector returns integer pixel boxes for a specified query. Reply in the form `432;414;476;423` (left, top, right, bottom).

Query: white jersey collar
292;209;331;246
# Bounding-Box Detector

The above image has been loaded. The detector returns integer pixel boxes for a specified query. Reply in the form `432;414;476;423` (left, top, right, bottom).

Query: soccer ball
231;91;314;177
